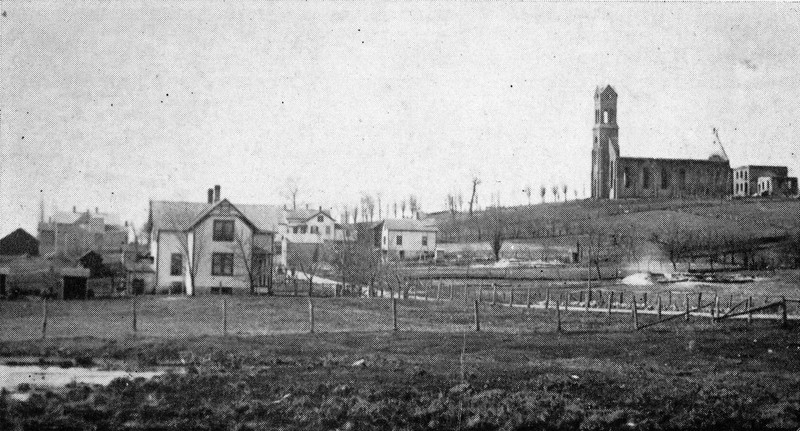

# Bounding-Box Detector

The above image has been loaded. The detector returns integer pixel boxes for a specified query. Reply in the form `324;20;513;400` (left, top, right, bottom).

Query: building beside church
733;165;797;197
591;85;733;200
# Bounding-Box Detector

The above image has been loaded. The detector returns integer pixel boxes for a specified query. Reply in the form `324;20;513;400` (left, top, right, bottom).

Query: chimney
207;188;214;204
73;206;76;213
214;185;221;202
319;206;322;212
305;203;309;210
95;207;99;213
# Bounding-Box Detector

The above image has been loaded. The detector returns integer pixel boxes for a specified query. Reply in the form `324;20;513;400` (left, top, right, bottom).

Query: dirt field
1;326;799;430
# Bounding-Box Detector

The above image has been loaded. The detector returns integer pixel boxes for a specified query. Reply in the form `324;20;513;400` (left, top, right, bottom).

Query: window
603;110;609;124
317;215;324;222
325;226;331;235
678;169;686;189
661;167;670;189
300;225;307;234
623;168;631;188
595;109;600;123
310;226;319;234
293;226;299;234
642;167;650;189
422;236;428;246
594;136;598;145
170;253;183;276
212;253;234;276
383;236;387;244
213;220;234;241
396;235;403;246
399;250;405;260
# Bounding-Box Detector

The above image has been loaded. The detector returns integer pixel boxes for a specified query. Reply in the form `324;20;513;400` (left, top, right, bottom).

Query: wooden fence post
436;280;441;301
492;283;497;305
713;295;720;322
41;298;48;340
781;296;787;328
607;291;613;315
308;298;315;334
545;288;550;310
747;296;753;325
132;296;138;334
474;300;480;332
657;294;662;320
509;289;514;307
449;283;454;301
556;294;562;333
642;292;648;309
668;291;673;309
685;294;691;322
424;283;428;301
392;298;398;331
727;294;733;312
585;290;590;312
222;297;228;336
526;286;531;308
697;292;702;311
464;283;469;306
632;299;639;330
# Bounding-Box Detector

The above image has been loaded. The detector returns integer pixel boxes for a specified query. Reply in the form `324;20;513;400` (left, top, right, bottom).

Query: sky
1;2;799;237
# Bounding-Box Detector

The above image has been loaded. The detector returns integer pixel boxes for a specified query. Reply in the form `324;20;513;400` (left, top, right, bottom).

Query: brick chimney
214;185;221;202
207;188;214;204
72;206;76;213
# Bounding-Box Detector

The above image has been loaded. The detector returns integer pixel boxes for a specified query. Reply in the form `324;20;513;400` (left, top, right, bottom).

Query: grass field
2;273;800;430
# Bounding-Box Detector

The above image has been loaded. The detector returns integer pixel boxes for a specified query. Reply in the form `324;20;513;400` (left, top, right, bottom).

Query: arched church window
642;167;650;189
623;168;631;188
661;167;670;189
603;111;609;124
678;169;686;189
595;110;600;123
594;136;598;145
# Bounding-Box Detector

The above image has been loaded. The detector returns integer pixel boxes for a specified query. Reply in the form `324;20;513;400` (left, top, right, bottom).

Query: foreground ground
1;319;799;430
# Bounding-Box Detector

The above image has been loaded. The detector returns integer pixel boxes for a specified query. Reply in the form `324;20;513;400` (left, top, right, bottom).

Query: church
591;85;732;200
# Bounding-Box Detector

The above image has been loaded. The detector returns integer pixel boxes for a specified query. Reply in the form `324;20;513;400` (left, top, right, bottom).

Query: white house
277;206;350;268
375;219;437;261
148;186;283;295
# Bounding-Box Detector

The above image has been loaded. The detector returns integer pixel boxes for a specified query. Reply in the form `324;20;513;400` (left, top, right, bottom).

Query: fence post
308;298;315;334
668;291;673;309
657;294;662;320
697;292;702;311
132;296;138;334
449;283;454;301
632;299;639;330
464;283;469;306
685;294;691;322
492;283;497;305
293;278;298;297
747;296;753;326
727;294;733;312
781;296;787;328
556;294;562;333
392;298;398;331
222;297;228;336
509;289;514;307
713;295;720;322
41;298;48;340
608;291;613;315
424;283;428;301
526;286;531;308
545;288;550;310
436;280;441;301
585;290;590;312
474;300;480;332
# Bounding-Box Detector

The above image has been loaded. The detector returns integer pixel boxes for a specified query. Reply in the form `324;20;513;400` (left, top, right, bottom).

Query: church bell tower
591;85;619;199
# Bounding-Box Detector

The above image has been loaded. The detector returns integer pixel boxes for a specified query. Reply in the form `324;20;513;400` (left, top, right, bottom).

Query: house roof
286;208;334;223
150;200;285;233
378;219;438;233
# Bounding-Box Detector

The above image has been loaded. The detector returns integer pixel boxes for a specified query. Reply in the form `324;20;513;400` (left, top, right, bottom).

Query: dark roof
0;228;39;256
150;200;285;233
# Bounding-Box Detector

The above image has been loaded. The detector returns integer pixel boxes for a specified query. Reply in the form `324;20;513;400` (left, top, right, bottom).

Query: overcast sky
1;2;799;237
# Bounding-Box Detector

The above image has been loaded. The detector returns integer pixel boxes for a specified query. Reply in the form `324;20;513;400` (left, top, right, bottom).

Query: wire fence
1;277;796;341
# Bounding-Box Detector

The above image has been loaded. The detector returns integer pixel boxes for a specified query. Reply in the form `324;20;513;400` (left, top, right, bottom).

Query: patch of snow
621;273;654;286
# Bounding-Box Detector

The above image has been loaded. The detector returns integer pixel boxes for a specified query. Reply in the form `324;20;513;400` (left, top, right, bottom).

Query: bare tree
289;243;327;296
562;184;569;202
232;231;272;295
393;201;398;218
539;185;547;203
488;205;504;261
457;192;464;212
551;185;560;202
282;177;301;210
377;193;383;220
162;213;205;296
468;176;481;216
408;195;418;217
524;184;532;206
352;206;359;224
400;199;407;218
361;193;376;222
